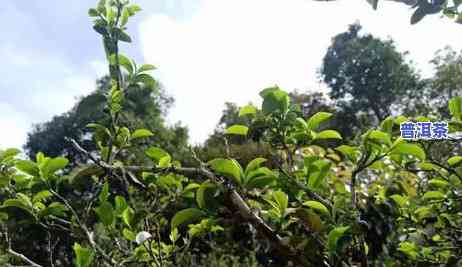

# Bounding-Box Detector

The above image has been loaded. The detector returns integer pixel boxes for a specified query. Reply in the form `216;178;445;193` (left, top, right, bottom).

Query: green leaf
40;202;68;217
303;201;329;215
122;207;135;228
225;125;248;136
16;193;33;207
138;64;156;72
95;201;114;226
115;28;131;42
428;178;449;188
208;158;242;184
42;157;68;178
146;147;171;167
171;208;205;229
0;212;8;222
390;143;426;161
127;5;142;16
93;20;108;36
106;5;115;24
390;194;408;207
135;73;157;89
66;164;104;184
308;160;331;188
423;191;445;200
273;191;288;216
1;148;21;161
380;116;394;134
120;7;129;26
1;199;33;215
239;104;257;117
261;87;290;115
110;54;133;74
88;8;99;17
247;166;275;180
368;130;391;145
99;182;110;203
246;175;276;189
306;112;332;131
327;226;350;253
410;7;427;25
418;162;439;171
449;96;462;121
97;0;106;12
16;160;39;177
183;183;201;193
398;241;418;259
414;206;432;221
169;228;179;243
394;115;408;125
335;145;359;161
196;181;217;210
122;228;136;241
245;158;267;176
114;196;128;215
73;243;94;267
131;129;153;140
86;123;111;142
110;87;123;113
33;190;53;203
314;130;342;140
448;156;462;167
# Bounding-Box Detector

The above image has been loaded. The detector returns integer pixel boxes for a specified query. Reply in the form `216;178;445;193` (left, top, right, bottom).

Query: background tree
25;76;189;166
429;46;462;116
321;23;423;135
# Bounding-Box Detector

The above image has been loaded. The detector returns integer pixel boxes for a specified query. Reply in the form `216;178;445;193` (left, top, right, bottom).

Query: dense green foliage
25;76;189;166
1;1;462;266
321;23;423;136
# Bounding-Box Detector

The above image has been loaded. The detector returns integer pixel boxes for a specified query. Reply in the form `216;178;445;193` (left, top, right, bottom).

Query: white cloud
0;43;104;149
90;60;109;78
139;0;462;144
0;103;29;149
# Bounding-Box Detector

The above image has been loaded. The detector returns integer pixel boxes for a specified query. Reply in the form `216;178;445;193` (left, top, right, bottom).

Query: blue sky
1;0;462;149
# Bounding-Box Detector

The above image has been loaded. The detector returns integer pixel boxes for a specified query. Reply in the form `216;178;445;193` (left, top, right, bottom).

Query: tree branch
69;136;321;265
49;189;118;266
4;230;44;267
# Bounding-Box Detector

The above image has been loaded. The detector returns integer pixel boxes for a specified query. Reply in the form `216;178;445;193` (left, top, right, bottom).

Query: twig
69;131;319;265
49;189;118;266
278;166;333;211
47;231;55;267
4;230;43;267
106;163;316;266
155;222;164;267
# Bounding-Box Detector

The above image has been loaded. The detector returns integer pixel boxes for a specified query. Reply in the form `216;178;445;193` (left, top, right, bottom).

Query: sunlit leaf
303;201;329;215
225;125;248;136
171;208;205;229
238;104;257;116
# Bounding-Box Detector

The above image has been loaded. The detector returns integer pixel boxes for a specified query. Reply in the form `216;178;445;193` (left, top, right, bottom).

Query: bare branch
4;230;44;267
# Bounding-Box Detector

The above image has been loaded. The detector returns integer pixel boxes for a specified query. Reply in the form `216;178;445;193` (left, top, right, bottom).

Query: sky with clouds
1;0;462;150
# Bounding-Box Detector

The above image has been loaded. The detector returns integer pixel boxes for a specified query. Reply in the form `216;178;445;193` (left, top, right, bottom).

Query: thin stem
4;230;43;267
49;189;118;266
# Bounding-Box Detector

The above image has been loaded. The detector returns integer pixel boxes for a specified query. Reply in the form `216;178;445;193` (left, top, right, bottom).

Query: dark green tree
321;23;423;133
428;46;462;116
24;76;189;166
